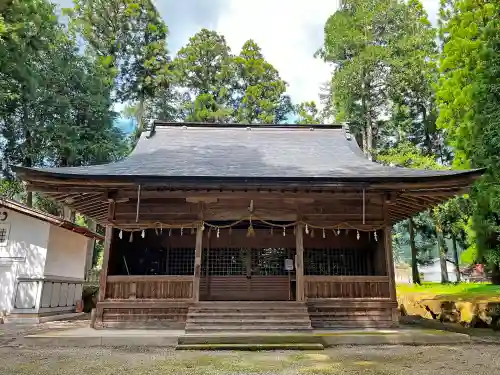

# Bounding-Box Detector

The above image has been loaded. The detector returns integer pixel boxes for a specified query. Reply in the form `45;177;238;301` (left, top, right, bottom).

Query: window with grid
0;224;10;246
251;248;293;276
304;248;374;276
204;247;245;276
166;248;195;275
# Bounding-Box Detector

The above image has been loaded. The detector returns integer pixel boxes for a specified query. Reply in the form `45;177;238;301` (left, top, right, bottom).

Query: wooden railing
304;276;390;299
105;276;193;300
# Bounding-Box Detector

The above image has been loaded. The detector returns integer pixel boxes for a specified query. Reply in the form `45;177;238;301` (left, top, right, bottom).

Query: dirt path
0;344;498;375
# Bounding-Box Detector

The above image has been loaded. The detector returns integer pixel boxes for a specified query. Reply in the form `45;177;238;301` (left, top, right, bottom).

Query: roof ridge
151;121;344;129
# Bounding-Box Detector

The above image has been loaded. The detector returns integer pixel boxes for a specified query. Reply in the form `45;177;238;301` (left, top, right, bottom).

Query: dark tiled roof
16;124;480;182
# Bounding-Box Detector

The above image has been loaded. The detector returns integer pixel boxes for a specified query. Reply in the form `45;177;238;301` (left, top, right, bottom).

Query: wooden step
186;319;311;326
192;305;308;311
308;310;389;317
188;312;309;319
186;302;312;333
311;321;393;328
187;318;311;324
185;325;313;332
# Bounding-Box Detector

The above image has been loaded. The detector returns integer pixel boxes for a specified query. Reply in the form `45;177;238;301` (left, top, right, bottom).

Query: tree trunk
22;102;33;208
408;218;421;284
136;96;145;139
365;96;373;160
435;221;449;283
451;233;461;283
360;76;373;160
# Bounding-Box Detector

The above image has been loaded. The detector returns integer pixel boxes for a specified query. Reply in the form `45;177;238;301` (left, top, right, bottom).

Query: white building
0;198;102;322
420;258;459;283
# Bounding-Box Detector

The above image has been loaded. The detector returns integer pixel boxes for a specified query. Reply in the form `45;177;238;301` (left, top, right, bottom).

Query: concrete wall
0;261;17;313
0;209;50;314
44;225;89;280
0;209;50;276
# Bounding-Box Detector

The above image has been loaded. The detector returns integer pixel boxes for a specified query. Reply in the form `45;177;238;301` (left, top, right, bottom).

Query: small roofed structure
0;198;102;322
13;123;482;330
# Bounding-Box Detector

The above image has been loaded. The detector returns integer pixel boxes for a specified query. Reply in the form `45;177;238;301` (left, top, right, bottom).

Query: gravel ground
0;319;89;347
0;344;499;375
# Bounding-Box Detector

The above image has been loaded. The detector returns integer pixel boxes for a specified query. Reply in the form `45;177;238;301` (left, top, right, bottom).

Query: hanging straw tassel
357;230;360;240
323;228;326;239
141;229;145;238
119;230;123;239
374;231;378;242
247;222;255;237
310;229;315;238
129;231;134;243
282;226;286;236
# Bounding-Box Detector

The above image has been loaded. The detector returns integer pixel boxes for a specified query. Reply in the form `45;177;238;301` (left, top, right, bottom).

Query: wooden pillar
384;197;398;326
192;226;203;302
295;223;305;302
96;224;113;324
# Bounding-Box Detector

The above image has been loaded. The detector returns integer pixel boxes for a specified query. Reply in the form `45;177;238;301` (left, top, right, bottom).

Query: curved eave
12;165;485;187
13;165;484;227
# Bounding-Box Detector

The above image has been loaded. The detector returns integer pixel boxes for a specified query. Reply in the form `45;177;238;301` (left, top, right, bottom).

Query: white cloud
216;0;340;105
422;0;440;25
55;0;441;107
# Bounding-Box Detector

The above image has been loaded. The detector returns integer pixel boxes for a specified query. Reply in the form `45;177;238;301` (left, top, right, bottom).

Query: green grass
397;282;500;302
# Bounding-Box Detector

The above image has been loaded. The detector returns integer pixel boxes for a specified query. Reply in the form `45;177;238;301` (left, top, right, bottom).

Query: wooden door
200;247;293;301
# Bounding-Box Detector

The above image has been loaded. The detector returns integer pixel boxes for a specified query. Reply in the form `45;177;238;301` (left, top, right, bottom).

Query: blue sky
56;0;440;107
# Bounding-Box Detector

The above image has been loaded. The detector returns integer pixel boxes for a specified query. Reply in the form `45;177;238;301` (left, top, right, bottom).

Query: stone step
176;343;324;350
179;334;321;345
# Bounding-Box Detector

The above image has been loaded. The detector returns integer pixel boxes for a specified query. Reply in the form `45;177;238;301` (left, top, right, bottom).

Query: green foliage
233;40;289;124
0;0;127;210
66;0;171;135
173;29;234;122
172;30;294;124
295;101;320;124
377;142;443;170
319;0;435;156
436;0;500;277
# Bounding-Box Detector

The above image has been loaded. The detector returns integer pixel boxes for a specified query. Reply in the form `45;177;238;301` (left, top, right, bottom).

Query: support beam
383;200;398;327
295;223;305;302
192;225;203;302
97;224;113;324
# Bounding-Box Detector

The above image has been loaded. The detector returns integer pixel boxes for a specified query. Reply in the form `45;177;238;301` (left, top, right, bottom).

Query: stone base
7;312;86;324
23;327;470;348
